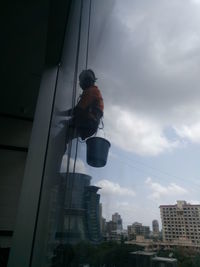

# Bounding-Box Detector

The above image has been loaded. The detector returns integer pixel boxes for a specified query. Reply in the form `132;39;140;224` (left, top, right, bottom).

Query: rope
57;0;93;247
86;0;92;69
73;0;92;173
67;0;84;176
59;0;84;245
64;0;92;246
73;136;79;173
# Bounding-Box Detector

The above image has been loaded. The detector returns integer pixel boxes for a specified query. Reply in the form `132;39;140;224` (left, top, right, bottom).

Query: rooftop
152;257;177;262
160;200;200;208
130;251;156;256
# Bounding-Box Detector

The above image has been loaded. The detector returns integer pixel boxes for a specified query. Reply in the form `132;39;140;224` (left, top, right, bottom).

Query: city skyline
60;156;198;229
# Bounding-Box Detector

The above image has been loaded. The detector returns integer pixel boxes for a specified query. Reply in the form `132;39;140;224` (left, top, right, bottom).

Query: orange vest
77;85;104;114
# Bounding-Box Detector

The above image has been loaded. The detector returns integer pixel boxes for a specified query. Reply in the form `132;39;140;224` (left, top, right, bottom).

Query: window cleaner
64;69;104;142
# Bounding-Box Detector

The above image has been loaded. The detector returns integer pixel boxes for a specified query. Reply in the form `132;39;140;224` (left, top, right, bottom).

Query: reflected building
53;173;101;244
85;185;101;243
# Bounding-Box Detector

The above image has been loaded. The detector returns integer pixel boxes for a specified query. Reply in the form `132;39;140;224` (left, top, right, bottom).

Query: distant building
160;200;200;244
112;212;123;230
106;220;117;235
104;221;117;241
127;222;150;240
152;220;159;237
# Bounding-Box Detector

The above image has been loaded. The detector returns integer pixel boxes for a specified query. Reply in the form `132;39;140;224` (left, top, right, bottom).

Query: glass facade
3;0;200;266
8;1;105;266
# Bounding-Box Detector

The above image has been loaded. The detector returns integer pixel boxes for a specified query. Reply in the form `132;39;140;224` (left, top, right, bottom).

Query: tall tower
85;185;102;243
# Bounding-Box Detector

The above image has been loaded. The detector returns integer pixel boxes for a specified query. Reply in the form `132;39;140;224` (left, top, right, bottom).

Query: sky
62;0;200;230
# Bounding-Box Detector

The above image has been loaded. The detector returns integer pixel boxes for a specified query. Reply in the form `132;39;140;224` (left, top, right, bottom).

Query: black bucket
86;137;111;167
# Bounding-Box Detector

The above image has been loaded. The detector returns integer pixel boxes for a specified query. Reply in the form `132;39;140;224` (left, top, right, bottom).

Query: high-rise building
112;212;123;230
105;220;117;241
152;220;159;236
85;185;102;243
160;200;200;244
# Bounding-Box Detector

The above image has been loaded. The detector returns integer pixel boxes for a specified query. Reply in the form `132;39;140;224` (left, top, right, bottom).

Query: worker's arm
56;108;74;116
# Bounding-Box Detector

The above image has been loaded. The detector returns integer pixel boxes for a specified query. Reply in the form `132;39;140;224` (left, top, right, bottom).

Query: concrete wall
0;117;32;247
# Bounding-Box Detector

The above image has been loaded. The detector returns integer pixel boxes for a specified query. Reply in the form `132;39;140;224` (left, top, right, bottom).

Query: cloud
99;196;159;228
107;201;141;227
60;155;86;174
174;123;200;143
145;177;188;199
191;0;200;4
95;179;135;197
104;105;179;156
90;0;200;154
95;0;200;112
95;179;136;227
99;199;139;227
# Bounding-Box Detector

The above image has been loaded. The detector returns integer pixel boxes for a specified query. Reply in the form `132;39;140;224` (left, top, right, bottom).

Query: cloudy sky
68;0;200;229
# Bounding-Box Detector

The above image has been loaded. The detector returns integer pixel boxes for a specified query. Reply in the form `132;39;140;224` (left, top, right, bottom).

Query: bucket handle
96;118;106;138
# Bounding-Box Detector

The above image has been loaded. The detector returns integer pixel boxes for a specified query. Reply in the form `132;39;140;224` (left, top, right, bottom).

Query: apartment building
160;201;200;244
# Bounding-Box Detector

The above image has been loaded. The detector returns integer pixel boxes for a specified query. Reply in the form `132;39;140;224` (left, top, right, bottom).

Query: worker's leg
78;119;99;140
